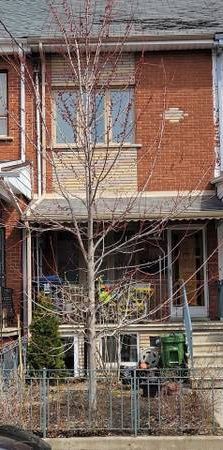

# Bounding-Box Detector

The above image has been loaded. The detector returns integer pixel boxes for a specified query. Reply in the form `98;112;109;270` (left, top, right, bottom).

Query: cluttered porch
31;222;215;324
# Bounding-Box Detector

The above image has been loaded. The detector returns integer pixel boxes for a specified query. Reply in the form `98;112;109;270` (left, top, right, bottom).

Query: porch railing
181;282;194;368
33;278;169;324
0;287;15;328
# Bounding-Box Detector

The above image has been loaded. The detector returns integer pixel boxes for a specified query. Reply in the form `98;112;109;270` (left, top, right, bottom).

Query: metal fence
0;368;223;438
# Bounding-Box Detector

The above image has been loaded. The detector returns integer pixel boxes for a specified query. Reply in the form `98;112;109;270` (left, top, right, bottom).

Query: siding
51;53;135;86
52;147;138;194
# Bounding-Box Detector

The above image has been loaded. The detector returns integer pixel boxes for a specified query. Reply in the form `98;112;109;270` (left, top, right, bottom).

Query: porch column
217;220;223;320
23;225;32;333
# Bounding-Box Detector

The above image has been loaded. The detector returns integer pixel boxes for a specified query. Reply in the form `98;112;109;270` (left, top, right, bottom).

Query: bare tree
0;0;218;417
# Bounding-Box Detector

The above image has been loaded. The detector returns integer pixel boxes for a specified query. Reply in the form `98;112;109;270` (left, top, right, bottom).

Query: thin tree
0;0;217;417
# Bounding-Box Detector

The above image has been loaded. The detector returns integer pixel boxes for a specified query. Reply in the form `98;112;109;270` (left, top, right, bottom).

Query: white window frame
62;335;79;376
100;332;139;367
53;87;134;147
0;72;8;137
167;224;209;318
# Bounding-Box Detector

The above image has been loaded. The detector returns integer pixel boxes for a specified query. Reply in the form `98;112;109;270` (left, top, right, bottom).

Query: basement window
101;333;138;365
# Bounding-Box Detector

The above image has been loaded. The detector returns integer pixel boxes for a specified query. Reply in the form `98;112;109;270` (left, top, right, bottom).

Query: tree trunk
87;207;97;417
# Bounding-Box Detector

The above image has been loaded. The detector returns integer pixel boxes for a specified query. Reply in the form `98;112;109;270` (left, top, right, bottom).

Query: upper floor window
0;73;8;136
54;88;134;145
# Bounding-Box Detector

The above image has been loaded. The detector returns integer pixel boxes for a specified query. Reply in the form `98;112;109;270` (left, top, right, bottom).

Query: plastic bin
160;333;186;368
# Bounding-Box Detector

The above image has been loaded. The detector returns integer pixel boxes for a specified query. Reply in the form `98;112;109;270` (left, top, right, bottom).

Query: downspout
23;221;32;332
213;36;223;319
39;42;46;194
22;227;28;331
35;66;42;197
20;48;26;163
214;37;223;174
213;48;221;178
0;48;26;169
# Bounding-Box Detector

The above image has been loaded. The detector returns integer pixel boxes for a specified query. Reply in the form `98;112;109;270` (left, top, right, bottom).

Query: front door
168;226;208;318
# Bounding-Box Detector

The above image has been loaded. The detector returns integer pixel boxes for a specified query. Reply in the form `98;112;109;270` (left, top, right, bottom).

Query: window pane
0;73;7;116
91;94;105;144
120;334;137;362
102;336;118;363
55;92;76;144
111;89;133;143
0;118;7;135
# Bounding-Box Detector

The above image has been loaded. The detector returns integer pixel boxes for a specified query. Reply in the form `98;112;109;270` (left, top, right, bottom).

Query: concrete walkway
46;436;223;450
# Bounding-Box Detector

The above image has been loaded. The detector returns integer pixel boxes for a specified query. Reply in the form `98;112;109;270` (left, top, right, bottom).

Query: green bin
160;333;186;368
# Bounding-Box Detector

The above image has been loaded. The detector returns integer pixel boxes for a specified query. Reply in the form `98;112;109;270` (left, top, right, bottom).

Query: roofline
0;40;31;55
24;211;223;222
0;33;217;54
28;34;216;53
0;32;219;56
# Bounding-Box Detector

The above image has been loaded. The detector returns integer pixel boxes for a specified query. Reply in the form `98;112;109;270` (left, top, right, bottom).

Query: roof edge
29;35;214;53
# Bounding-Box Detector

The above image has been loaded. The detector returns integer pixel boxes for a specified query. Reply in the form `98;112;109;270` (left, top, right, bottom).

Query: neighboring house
0;44;32;348
1;0;223;371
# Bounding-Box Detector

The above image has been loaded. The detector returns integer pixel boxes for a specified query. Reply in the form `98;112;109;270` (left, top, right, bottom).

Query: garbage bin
160;333;186;368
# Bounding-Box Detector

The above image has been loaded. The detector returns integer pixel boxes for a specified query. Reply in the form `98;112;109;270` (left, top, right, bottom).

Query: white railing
181;281;194;368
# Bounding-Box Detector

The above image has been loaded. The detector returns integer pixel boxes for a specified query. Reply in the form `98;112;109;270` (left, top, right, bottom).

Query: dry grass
0;374;219;437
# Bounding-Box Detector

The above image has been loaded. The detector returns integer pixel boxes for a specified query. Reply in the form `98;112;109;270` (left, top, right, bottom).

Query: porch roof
24;192;223;223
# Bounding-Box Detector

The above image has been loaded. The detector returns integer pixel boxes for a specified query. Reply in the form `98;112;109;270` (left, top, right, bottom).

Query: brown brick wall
136;50;215;192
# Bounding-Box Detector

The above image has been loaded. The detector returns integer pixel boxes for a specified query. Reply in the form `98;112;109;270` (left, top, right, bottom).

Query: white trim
20;50;26;163
53;87;135;147
100;332;139;368
212;50;221;178
30;39;214;54
41;190;215;199
216;50;223;171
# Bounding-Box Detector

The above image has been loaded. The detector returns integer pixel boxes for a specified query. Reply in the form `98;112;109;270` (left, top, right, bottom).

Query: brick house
1;0;223;371
0;48;32;346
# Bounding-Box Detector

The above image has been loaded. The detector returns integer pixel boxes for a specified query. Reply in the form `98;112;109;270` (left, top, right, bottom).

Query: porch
31;220;218;324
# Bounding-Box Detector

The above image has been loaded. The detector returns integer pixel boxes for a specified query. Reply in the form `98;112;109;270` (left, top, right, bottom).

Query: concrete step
193;351;223;368
193;343;223;353
193;332;223;344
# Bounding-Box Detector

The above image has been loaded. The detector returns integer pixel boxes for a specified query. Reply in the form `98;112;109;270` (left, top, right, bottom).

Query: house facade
0;48;32;349
0;0;223;371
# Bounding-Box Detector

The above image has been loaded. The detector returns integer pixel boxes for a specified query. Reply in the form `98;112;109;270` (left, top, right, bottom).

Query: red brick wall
0;56;35;323
0;56;35;186
136;50;215;192
1;203;22;319
0;57;20;161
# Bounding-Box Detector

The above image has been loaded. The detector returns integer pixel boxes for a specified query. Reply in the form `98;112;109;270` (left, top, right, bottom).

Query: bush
27;293;65;375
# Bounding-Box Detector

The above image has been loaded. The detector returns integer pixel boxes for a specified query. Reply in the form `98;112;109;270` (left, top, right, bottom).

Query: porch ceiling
23;193;223;223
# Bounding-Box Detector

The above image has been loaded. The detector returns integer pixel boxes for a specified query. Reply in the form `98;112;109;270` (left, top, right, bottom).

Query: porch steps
192;326;223;369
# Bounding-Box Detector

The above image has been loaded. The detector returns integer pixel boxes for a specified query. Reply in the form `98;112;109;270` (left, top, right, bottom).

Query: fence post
133;368;138;437
41;368;47;438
